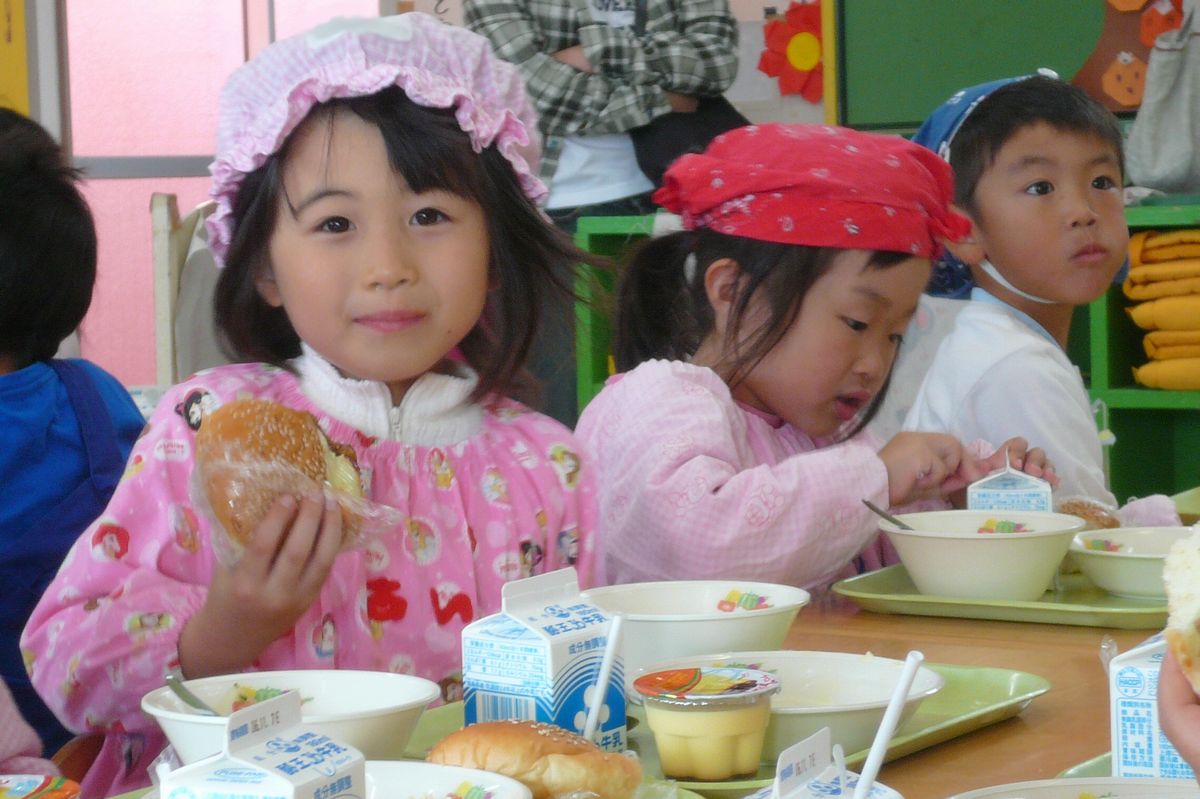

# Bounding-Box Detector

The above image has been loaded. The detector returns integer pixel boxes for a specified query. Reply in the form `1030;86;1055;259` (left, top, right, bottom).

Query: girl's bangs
340;89;483;201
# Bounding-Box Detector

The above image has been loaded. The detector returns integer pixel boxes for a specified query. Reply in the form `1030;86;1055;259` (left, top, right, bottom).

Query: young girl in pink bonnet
22;14;596;796
577;123;1054;589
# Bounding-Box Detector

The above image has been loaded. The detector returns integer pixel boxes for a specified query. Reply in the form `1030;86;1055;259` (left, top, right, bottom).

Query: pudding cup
634;667;779;781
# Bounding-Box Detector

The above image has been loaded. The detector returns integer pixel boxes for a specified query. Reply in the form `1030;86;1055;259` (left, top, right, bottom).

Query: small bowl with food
637;650;944;762
142;669;440;764
877;510;1087;601
1070;526;1193;600
579;580;811;685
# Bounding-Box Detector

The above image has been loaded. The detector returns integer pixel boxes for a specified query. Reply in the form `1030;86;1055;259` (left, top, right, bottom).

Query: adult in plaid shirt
465;0;740;424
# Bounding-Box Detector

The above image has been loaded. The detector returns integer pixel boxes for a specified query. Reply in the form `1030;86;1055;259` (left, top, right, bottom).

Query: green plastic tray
406;663;1049;799
1174;486;1200;525
833;565;1167;629
1058;752;1111;778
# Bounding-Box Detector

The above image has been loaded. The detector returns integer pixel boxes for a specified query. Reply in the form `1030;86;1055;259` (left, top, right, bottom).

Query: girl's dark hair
616;229;908;435
215;86;595;404
0;108;97;368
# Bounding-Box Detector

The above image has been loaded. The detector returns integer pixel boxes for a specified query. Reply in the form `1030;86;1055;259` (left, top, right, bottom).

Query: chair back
150;193;219;385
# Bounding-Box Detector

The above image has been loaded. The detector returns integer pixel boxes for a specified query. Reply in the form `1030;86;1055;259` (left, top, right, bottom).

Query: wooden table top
785;596;1153;799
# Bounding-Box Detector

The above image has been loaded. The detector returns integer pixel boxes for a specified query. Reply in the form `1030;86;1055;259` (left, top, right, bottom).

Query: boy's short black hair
0;108;97;368
949;76;1125;216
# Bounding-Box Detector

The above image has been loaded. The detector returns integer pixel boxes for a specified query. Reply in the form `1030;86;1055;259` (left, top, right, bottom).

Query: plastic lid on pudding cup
633;667;780;706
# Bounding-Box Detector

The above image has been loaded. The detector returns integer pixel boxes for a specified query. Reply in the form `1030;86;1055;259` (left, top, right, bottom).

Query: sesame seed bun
427;721;642;799
195;398;361;548
1057;498;1121;530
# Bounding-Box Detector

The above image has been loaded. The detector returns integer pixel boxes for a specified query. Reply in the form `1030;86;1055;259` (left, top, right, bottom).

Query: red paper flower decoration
757;1;823;102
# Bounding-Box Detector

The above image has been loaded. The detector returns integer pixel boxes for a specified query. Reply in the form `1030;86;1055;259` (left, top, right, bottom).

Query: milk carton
158;692;366;799
1110;633;1196;781
461;567;626;751
741;730;902;799
967;454;1052;513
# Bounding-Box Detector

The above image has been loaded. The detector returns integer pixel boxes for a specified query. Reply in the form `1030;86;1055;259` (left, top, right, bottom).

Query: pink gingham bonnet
206;12;545;265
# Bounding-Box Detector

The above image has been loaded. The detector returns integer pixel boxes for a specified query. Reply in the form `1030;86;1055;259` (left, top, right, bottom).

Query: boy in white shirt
904;75;1178;525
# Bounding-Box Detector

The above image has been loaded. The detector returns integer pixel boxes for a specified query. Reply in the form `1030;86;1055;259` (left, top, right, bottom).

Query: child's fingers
298;491;343;597
264;491;325;592
1001;436;1029;468
241;495;300;582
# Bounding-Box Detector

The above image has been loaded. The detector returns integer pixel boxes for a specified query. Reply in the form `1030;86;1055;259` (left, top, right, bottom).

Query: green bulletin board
837;1;1105;131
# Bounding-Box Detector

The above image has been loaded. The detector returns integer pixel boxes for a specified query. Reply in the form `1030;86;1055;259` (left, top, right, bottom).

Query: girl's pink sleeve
0;681;59;777
576;364;890;590
21;388;211;736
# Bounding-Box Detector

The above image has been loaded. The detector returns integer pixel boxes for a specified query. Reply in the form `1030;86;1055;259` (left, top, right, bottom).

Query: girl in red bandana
576;123;1055;590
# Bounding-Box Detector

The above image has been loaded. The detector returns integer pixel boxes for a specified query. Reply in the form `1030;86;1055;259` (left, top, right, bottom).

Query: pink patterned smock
21;353;596;797
576;360;903;590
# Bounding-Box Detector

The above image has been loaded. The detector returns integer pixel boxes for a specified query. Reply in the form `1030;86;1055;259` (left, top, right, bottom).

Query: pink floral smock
21;353;596;797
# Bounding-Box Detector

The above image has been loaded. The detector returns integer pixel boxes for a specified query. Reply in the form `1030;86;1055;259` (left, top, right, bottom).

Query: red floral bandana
653;123;970;258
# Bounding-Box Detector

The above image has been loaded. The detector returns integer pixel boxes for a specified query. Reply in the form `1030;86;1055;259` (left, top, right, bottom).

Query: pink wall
66;1;374;386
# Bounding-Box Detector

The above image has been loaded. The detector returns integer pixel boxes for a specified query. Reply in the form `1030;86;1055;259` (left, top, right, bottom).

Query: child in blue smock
0;108;144;755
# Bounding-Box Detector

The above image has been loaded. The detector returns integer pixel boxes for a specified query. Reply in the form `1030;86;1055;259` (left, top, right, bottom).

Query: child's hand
179;491;343;678
978;436;1060;487
879;432;971;505
1159;649;1200;776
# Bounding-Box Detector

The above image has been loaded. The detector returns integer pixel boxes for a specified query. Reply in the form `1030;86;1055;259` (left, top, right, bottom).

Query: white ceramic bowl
142;669;440;764
878;510;1086;601
1070;526;1193;600
581;580;810;685
365;761;531;799
638;650;943;760
946;777;1200;798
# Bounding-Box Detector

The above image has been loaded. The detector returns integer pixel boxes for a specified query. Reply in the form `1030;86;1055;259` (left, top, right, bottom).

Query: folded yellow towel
1124;276;1200;300
1132;358;1200;390
1127;295;1200;330
1145;330;1200;360
1142;229;1200;263
1145;229;1200;250
1126;259;1200;285
1129;230;1151;268
1143;244;1200;263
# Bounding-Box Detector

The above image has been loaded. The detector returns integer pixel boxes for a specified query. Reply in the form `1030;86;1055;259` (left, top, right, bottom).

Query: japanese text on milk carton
1110;633;1197;781
967;453;1052;513
158;691;366;799
461;567;626;751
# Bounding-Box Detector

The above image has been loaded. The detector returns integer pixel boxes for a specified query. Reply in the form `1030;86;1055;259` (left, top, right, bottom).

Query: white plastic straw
832;744;847;793
583;613;623;742
852;650;924;799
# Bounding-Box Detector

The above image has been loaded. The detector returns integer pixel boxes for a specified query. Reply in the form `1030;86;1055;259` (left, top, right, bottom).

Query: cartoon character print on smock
19;360;597;798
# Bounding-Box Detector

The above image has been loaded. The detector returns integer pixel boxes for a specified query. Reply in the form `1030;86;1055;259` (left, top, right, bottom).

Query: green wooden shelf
1094;389;1200;411
1081;203;1200;501
1124;203;1200;228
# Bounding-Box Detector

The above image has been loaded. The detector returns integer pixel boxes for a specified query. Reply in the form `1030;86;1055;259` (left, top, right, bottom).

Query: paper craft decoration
1141;0;1184;47
757;1;823;102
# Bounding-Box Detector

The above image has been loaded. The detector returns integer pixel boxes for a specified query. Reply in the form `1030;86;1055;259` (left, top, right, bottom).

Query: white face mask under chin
979;258;1055;305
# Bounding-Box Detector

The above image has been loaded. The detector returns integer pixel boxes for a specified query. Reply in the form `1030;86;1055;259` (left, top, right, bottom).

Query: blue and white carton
742;729;902;799
967;454;1052;513
157;691;366;799
461;567;627;752
1110;633;1196;781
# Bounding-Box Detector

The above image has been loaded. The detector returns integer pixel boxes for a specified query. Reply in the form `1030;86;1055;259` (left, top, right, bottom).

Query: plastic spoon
165;672;220;716
861;499;913;530
583;613;623;742
852;650;924;799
